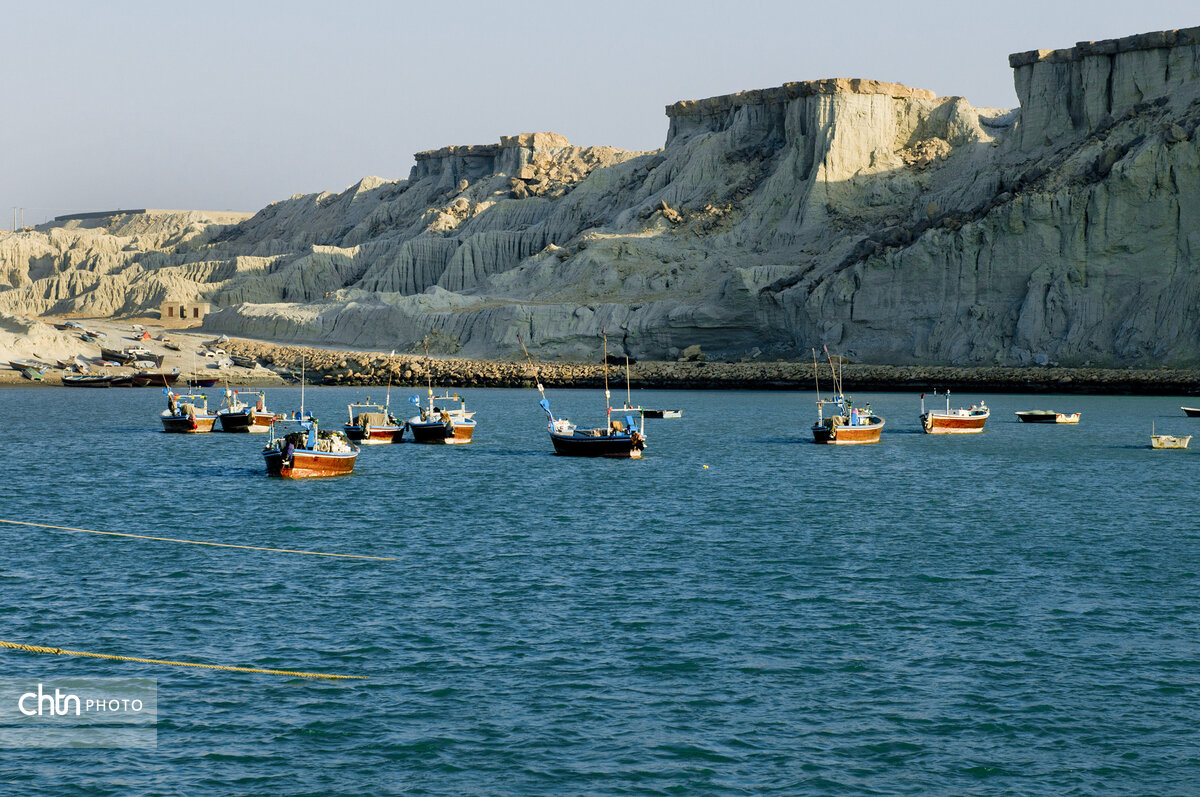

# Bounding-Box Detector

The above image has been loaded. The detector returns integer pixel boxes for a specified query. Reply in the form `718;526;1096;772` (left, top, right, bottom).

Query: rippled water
1;386;1198;795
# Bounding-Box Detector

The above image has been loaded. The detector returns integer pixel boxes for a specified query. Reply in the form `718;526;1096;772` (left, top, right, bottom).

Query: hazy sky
2;0;1195;226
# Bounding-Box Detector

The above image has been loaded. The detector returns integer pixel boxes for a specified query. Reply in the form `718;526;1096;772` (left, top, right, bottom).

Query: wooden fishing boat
1015;410;1080;424
344;400;405;444
132;368;181;387
1151;422;1191;449
544;404;646;457
62;374;114;388
217;388;277;433
920;391;989;434
262;419;358;478
406;391;476;444
160;392;218;433
21;366;44;381
810;348;884;444
638;408;683;419
1181;407;1200;417
186;375;220;387
9;359;52;372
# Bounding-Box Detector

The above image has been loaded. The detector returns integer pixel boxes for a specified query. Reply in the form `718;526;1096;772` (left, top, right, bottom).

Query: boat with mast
406;390;476;444
919;390;989;434
217;387;277;433
344;352;406;444
262;417;359;477
810;347;885;445
160;391;218;433
261;355;359;477
521;332;646;458
1150;422;1192;450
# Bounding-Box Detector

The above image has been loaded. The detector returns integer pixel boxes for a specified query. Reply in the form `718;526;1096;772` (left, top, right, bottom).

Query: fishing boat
1181;407;1200;417
919;390;989;434
344;400;406;444
1151;423;1191;449
809;348;885;444
1015;410;1081;424
344;354;406;444
186;375;220;387
522;333;645;458
160;391;218;433
406;391;476;444
262;418;358;478
62;373;114;388
21;366;44;382
640;408;683;419
217;388;277;433
132;368;181;387
9;359;52;372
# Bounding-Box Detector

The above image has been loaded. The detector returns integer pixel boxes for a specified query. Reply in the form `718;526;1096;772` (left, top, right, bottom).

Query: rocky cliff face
2;26;1199;366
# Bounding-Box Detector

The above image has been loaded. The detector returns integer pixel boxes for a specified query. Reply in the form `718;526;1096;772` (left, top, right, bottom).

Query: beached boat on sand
920;391;989;434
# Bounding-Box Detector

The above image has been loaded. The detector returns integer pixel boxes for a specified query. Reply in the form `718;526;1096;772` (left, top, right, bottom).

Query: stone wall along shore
222;339;1200;395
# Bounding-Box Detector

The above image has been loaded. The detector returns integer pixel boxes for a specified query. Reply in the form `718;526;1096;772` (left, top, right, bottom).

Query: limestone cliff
2;26;1199;366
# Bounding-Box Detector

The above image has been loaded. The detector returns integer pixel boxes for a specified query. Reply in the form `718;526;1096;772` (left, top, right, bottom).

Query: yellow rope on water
0;518;394;561
0;640;366;680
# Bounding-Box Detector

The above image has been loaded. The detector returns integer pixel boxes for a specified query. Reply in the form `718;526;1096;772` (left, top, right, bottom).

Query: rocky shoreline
218;339;1200;395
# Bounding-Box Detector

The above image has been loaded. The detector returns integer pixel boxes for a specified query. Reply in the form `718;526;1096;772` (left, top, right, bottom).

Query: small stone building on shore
160;300;211;327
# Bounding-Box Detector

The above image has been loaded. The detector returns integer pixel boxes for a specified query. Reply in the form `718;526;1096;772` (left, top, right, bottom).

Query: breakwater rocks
224;339;1200;395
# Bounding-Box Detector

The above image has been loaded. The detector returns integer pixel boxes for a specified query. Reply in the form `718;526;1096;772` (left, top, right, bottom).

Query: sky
1;0;1195;227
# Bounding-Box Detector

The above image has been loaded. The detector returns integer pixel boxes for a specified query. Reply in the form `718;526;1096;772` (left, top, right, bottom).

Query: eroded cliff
2;26;1198;366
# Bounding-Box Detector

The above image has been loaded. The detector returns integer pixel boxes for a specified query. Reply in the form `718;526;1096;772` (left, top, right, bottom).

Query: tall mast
625;354;631;408
602;330;611;418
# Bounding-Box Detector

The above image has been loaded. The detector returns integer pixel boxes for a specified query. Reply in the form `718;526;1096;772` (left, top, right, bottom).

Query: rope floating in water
0;518;394;561
0;640;366;680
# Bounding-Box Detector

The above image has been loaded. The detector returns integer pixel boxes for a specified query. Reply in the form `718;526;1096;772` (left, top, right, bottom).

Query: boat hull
219;409;276;433
62;375;112;388
1151;435;1191;449
344;424;406;444
811;418;885;445
263;449;357;478
1182;407;1200;417
1016;411;1080;424
549;431;643;458
921;411;989;434
409;420;474;444
132;371;180;388
161;414;218;433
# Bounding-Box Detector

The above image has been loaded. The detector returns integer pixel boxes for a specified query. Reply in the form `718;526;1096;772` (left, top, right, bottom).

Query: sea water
0;387;1197;795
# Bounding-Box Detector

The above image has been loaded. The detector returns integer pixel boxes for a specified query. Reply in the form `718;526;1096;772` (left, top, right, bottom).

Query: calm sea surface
0;386;1198;795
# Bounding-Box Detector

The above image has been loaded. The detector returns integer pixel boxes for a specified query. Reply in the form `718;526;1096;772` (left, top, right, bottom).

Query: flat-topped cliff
1;25;1198;367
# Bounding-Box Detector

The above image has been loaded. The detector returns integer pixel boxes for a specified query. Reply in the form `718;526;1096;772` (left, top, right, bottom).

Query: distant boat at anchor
217;388;277;433
919;391;989;434
1150;422;1191;449
1181;406;1200;417
160;392;218;433
406;391;476;444
809;348;884;445
1015;410;1081;424
262;418;358;478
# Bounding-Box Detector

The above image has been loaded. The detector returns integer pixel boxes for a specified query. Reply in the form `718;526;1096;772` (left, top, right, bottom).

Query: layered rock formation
2;26;1199;366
